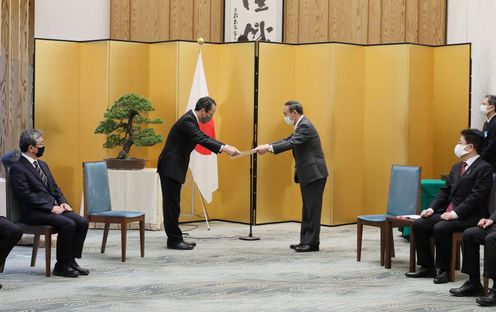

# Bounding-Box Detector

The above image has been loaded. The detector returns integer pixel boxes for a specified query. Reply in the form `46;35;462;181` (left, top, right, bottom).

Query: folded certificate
397;214;421;219
230;150;256;159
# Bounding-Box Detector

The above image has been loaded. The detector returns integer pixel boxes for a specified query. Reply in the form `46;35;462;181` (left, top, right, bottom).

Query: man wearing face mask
9;129;89;277
254;100;328;252
406;129;493;284
157;96;240;250
481;95;496;172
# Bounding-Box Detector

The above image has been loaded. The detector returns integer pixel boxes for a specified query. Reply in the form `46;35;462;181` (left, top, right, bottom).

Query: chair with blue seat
82;161;145;262
356;165;421;267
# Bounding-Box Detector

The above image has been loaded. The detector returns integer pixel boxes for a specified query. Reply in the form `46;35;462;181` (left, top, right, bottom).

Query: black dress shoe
449;280;484;297
405;267;437;278
183;240;196;247
477;288;496;306
70;260;89;276
0;283;2;289
167;241;195;250
53;263;80;278
294;244;319;252
290;243;301;249
434;271;449;284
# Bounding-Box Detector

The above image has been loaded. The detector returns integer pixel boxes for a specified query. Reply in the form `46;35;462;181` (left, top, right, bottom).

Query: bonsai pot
105;158;146;170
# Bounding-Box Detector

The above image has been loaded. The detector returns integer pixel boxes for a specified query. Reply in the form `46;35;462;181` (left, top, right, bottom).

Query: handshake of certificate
224;144;272;158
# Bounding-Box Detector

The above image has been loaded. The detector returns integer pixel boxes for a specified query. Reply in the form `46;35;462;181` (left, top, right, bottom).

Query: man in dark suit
157;97;240;250
449;210;496;306
481;95;496;172
255;100;328;252
9;129;89;277
406;129;493;284
0;217;22;289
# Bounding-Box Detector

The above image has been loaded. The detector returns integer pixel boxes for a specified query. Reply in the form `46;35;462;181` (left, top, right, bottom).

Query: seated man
9;129;89;278
449;211;496;306
0;217;23;289
406;129;493;284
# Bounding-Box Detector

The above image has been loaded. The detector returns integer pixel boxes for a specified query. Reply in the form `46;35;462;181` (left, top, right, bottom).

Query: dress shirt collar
464;154;479;169
295;115;304;129
22;153;37;167
190;109;200;125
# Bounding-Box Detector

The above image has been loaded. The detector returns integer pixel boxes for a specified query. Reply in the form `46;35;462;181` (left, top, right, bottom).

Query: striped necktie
447;162;468;212
33;160;48;187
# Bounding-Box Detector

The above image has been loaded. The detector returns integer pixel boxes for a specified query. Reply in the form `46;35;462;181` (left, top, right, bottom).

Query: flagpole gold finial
197;37;205;45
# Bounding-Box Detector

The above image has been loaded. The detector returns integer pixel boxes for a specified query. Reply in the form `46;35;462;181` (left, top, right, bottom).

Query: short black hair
461;128;485;154
485;95;496;107
194;96;216;112
285;100;303;114
19;129;43;153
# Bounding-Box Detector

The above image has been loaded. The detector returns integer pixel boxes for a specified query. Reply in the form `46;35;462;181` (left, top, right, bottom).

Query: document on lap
230;150;256;159
396;214;421;219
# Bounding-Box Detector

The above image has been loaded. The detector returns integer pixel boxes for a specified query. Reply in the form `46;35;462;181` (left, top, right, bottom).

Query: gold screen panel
34;40;82;211
433;45;470;178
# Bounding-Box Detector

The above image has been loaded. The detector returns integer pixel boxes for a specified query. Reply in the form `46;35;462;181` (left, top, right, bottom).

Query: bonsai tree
95;93;163;159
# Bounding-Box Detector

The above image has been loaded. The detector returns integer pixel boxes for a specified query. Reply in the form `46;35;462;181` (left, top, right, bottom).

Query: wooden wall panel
193;0;210;40
110;0;446;45
130;0;169;41
0;0;33;178
381;0;406;43
170;0;194;40
110;0;130;40
284;0;299;43
329;0;368;44
418;0;446;45
209;0;223;42
405;0;419;42
368;0;382;44
298;0;329;43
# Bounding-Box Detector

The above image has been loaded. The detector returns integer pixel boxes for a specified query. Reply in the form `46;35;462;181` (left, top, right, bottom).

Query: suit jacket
482;116;496;171
9;156;68;222
157;110;224;184
271;116;328;186
430;157;493;224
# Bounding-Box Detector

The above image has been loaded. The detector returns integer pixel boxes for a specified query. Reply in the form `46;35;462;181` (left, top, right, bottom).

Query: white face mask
480;104;489;114
454;143;470;158
284;116;293;125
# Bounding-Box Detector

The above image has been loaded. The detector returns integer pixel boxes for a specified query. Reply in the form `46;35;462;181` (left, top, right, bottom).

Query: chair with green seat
82;161;145;262
356;165;421;266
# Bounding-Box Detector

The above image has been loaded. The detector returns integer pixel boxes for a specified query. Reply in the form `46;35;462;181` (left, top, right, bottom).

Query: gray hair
19;129;43;152
486;95;496;106
284;100;303;115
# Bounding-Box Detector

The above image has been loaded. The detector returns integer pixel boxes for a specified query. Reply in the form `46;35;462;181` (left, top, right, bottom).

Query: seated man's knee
485;232;496;245
463;226;481;243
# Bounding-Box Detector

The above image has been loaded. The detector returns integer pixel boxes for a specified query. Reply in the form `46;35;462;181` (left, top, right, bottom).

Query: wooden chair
82;161;145;262
1;150;57;277
357;165;421;267
449;173;496;282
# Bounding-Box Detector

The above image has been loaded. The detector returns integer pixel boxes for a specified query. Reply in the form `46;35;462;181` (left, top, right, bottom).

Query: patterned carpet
0;221;489;311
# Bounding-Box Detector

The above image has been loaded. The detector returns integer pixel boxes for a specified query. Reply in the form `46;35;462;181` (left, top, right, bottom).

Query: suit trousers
412;213;473;270
0;217;23;267
299;178;326;245
461;225;496;279
25;211;88;263
159;175;183;244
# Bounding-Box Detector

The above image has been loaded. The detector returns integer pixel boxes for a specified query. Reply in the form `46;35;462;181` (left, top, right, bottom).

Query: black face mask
35;146;45;157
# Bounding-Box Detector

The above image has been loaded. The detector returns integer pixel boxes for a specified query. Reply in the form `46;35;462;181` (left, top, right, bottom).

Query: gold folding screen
35;40;469;225
257;42;470;225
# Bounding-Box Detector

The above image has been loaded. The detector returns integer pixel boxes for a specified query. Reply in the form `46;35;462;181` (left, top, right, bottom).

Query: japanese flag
186;50;218;203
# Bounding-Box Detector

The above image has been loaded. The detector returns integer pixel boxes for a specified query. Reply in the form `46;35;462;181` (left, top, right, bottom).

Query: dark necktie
447;162;468;212
33;160;48;187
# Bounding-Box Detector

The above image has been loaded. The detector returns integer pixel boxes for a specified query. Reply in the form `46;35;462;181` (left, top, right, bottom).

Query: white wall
35;0;110;41
448;0;496;129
